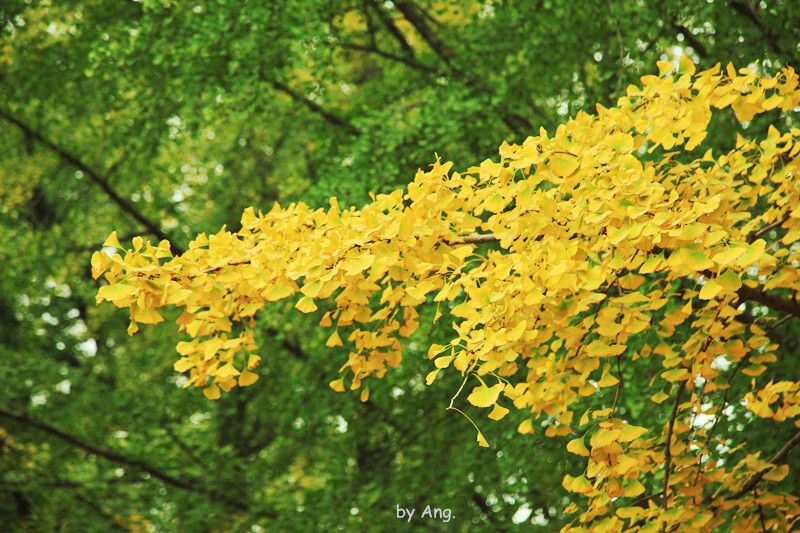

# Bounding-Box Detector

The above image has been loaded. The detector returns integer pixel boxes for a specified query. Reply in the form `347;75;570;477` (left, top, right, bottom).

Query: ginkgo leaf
263;284;294;301
590;429;622;448
712;246;746;265
329;378;345;392
619;425;649;442
203;384;221;400
550;156;579;177
570;474;594;495
295;296;318;313
174;358;193;372
737;239;766;267
624;479;646;497
102;231;123;249
360;386;369;402
698;278;723;300
467;383;503;407
217;363;240;378
567;436;590;456
476;430;489;448
717;269;742;291
326;329;343;347
98;283;137;302
425;369;440;385
238;368;259;386
678;247;714;271
488;404;509;421
484;193;506;213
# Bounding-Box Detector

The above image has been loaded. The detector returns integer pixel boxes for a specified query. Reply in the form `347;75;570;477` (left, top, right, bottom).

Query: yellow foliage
94;59;800;531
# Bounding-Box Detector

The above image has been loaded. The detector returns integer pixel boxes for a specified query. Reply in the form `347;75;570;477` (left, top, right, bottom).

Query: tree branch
392;0;454;65
661;381;685;524
0;109;184;256
338;41;438;73
727;429;800;500
368;0;416;57
729;1;799;70
0;407;276;518
268;79;360;136
672;23;709;58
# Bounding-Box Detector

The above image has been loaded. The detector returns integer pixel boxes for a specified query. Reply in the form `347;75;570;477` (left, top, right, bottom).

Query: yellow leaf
698;278;722;300
344;254;375;276
571;474;594;495
477;430;489;448
651;391;669;403
360;386;370;402
597;367;619;387
662;368;690;382
329;378;345;392
716;269;742;292
624;479;646;497
762;93;784;110
657;61;674;77
174;358;193;372
488;404;509;421
518;419;534;434
607;225;632;245
203;384;221;400
737;239;766;267
467;383;503;407
98;283;137;302
326;329;343;347
484;193;506;213
263;284;294;301
550;156;579;177
295;296;318;313
678;55;696;76
678;247;714;271
239;368;259;386
507;320;526;341
590;429;622;448
425;369;440;385
567;436;590;457
217;363;240;378
619;425;648;442
102;231;123;249
712;246;746;265
742;364;766;377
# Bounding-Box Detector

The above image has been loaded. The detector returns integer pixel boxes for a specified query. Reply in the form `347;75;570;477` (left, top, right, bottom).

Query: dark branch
369;0;416;57
727;429;800;500
672;24;709;58
392;0;454;65
338;41;438;73
0;109;184;256
268;79;360;136
661;381;685;521
0;407;276;518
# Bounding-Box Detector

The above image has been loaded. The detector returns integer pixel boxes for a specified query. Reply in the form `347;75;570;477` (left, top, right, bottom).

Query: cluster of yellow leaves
94;58;800;531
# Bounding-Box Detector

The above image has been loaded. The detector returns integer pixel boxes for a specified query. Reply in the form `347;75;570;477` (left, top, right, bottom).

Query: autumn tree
92;58;800;531
5;1;800;531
